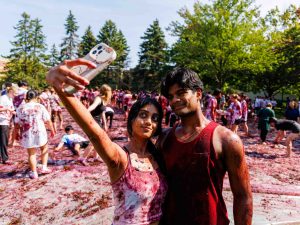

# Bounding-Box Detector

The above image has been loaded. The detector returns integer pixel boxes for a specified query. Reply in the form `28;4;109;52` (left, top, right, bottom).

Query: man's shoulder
213;125;243;153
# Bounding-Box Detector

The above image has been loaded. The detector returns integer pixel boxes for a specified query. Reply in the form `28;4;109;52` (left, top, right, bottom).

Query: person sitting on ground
54;125;99;165
269;117;300;157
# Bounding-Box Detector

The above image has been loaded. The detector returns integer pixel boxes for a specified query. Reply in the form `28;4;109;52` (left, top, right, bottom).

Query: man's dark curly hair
160;67;203;98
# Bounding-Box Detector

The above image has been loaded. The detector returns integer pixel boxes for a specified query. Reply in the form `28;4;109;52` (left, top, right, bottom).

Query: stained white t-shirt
15;102;50;148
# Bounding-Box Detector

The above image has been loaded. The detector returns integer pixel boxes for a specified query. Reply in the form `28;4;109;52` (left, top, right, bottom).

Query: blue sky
0;0;299;67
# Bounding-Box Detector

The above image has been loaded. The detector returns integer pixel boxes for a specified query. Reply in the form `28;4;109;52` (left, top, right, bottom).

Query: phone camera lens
97;46;103;50
92;50;97;54
98;50;103;54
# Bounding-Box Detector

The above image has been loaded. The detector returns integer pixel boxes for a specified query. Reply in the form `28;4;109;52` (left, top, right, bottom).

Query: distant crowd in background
0;79;300;174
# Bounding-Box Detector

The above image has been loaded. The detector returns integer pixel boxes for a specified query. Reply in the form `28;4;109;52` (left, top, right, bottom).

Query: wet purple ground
0;109;299;224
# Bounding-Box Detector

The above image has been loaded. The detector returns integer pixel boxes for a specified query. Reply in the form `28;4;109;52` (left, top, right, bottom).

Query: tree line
2;0;300;97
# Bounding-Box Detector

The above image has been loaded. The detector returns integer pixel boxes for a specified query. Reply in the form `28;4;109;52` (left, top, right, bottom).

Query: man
257;103;275;144
158;68;252;225
269;117;300;157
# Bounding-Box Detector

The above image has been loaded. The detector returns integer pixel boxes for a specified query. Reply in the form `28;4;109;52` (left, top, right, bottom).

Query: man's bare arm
222;129;253;225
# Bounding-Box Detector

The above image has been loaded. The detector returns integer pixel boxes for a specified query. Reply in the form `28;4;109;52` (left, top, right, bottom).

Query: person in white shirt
55;125;90;155
39;88;51;113
0;87;15;164
54;125;99;165
15;89;55;179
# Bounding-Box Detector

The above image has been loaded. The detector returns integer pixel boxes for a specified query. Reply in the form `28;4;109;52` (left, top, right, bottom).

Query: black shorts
79;141;90;149
69;141;90;149
234;119;242;125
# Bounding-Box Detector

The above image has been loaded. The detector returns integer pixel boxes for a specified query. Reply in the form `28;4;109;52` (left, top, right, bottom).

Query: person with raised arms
46;59;167;225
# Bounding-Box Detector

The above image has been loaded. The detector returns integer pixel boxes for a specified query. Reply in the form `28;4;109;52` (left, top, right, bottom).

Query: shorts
66;141;90;150
234;119;242;125
78;141;90;149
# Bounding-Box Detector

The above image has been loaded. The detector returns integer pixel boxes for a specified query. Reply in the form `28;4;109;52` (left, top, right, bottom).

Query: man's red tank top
160;121;230;225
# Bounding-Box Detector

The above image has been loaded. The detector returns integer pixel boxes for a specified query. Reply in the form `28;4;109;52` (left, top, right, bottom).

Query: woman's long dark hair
127;97;163;137
127;97;167;175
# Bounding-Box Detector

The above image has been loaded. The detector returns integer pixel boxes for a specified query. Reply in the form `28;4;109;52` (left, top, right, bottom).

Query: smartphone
64;43;117;94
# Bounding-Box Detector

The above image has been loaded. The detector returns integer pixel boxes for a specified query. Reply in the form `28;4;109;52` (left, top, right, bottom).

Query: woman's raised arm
46;59;126;171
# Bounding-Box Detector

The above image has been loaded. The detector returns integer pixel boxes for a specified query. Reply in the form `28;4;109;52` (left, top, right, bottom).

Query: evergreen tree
95;20;130;88
78;25;97;58
60;10;79;61
30;18;48;85
116;30;130;69
31;18;47;58
4;12;48;88
136;19;168;90
49;44;60;67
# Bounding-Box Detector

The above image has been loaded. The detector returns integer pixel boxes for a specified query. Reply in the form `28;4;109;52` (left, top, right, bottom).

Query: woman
15;90;55;179
49;88;64;132
88;84;111;131
228;94;242;133
46;59;167;225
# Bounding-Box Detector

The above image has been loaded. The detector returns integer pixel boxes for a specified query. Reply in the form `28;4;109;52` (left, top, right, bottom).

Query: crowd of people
0;58;299;224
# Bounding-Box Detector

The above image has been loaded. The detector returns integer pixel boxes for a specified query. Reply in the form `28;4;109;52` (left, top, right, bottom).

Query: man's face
167;83;201;117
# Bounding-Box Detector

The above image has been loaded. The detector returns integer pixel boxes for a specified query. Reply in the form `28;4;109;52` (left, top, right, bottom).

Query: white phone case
64;43;117;94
